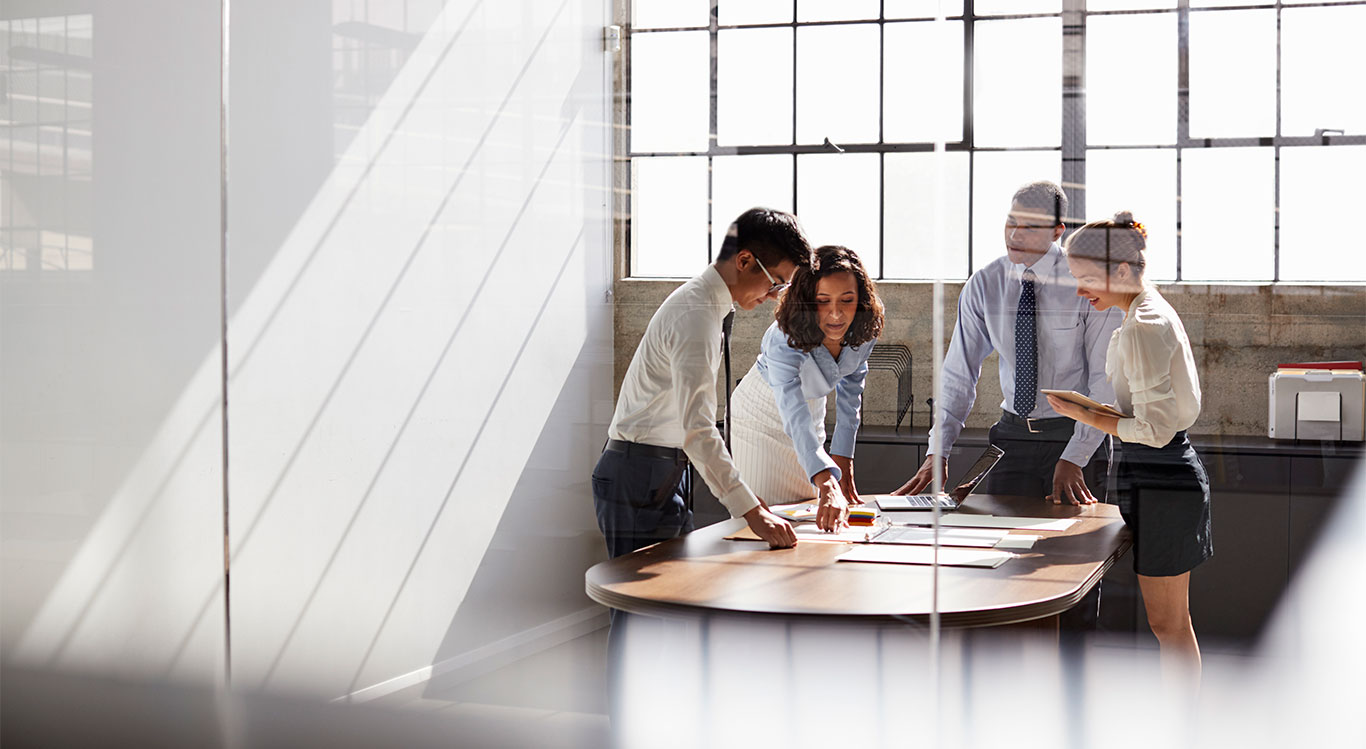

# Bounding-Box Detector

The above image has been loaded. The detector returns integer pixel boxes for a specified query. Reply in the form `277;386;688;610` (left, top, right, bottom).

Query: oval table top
585;494;1132;628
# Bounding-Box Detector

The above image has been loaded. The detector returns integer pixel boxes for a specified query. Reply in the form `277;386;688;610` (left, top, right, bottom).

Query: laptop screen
951;445;1005;500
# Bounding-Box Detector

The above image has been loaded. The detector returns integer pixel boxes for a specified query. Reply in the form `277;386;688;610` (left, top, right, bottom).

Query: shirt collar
700;265;735;317
1124;286;1151;320
1009;242;1062;282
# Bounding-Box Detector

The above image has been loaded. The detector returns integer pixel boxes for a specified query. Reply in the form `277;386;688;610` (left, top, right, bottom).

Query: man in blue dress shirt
896;180;1121;504
895;181;1121;633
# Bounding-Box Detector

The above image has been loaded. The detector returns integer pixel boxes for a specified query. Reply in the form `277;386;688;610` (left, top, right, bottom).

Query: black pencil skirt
1115;430;1214;577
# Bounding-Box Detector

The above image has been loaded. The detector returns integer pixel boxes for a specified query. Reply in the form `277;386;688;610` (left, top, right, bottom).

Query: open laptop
873;445;1005;511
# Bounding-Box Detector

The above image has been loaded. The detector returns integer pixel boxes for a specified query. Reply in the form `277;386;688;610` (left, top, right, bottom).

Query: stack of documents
838;545;1012;568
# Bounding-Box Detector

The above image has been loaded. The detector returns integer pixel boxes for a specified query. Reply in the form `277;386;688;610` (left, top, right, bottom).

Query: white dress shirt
931;244;1123;466
1108;287;1202;448
608;266;759;518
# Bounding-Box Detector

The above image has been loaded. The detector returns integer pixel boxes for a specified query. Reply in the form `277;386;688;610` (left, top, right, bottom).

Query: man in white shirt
594;207;815;559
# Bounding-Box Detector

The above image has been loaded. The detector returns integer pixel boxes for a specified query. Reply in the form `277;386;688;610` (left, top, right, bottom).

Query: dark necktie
1014;269;1038;418
722;308;735;452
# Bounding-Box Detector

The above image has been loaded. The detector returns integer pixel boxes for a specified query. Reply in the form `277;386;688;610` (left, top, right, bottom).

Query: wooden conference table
585;494;1132;629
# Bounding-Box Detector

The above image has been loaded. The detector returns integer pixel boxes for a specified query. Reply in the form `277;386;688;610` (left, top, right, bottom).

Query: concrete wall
3;0;613;700
613;279;1366;437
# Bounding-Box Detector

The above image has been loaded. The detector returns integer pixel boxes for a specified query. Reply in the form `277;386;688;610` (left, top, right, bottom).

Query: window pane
884;21;963;143
974;18;1061;148
711;155;796;258
884;151;970;280
885;0;964;19
971;151;1061;272
796;24;881;146
719;0;792;26
1179;147;1273;281
630;31;710;153
1279;146;1366;282
1086;0;1174;9
797;153;882;277
1087;13;1175;146
718;28;793;146
1188;10;1275;139
975;0;1059;15
631;157;709;277
632;0;709;29
1282;6;1366;138
798;0;880;23
1084;149;1178;281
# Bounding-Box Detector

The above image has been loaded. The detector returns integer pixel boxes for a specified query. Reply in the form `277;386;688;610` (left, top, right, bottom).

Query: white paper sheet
838;545;1013;568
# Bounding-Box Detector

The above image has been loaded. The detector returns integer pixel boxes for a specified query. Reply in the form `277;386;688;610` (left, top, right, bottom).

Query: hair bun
1113;210;1146;239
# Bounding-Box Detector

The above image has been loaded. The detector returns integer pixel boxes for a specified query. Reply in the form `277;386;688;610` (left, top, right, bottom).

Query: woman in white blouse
1045;211;1212;685
731;245;885;532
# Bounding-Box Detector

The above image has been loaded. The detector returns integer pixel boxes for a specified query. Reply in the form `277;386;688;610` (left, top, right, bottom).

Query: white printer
1268;362;1365;441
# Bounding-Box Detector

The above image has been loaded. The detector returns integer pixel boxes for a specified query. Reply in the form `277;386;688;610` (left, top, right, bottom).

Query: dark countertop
858;425;1364;459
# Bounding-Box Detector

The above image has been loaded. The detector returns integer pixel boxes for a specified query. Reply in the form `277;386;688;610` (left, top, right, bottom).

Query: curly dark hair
774;245;885;353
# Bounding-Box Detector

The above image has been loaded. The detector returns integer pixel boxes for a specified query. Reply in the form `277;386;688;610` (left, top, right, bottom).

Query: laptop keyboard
903;494;957;509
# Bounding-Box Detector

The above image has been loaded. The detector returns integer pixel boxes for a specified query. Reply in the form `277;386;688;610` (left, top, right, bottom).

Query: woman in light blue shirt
731;245;885;531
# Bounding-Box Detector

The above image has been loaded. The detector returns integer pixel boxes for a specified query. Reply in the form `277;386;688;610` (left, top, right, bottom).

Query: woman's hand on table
813;470;850;532
832;455;861;505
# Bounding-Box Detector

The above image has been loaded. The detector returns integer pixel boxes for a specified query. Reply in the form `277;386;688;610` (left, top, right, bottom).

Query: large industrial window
622;0;1366;282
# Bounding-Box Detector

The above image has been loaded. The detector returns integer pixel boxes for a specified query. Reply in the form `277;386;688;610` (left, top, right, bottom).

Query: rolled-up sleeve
830;343;872;461
762;332;841;482
1115;322;1182;449
671;310;760;517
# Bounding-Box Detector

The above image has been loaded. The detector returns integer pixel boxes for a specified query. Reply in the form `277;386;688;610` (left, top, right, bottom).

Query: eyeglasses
753;256;791;294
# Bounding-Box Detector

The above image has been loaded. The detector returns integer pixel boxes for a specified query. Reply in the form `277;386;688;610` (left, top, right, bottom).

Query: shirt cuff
1059;443;1094;468
800;451;841;484
1116;417;1142;446
717;485;761;518
829;426;858;462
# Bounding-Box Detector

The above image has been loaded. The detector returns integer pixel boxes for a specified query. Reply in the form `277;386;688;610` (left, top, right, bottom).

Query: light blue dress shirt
755;321;875;482
930;243;1123;467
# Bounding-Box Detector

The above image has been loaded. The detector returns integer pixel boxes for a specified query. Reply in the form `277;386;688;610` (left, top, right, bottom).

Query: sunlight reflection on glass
1086;13;1175;146
885;151;969;279
796;24;880;146
631;0;709;30
719;0;792;26
718;27;793;146
797;0;880;23
884;0;964;19
1281;5;1366;138
797;153;881;277
1279;146;1366;282
884;21;963;144
631;157;708;277
1179;147;1273;281
973;18;1061;148
710;155;795;258
630;31;709;153
971;151;1060;272
1084;149;1177;280
1188;9;1275;139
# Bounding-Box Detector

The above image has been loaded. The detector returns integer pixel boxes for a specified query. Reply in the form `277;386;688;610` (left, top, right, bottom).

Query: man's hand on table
892;454;949;496
743;505;798;548
1047;459;1096;505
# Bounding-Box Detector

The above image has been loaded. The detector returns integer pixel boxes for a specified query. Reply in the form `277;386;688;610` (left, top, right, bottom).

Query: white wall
2;1;226;681
2;0;612;698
